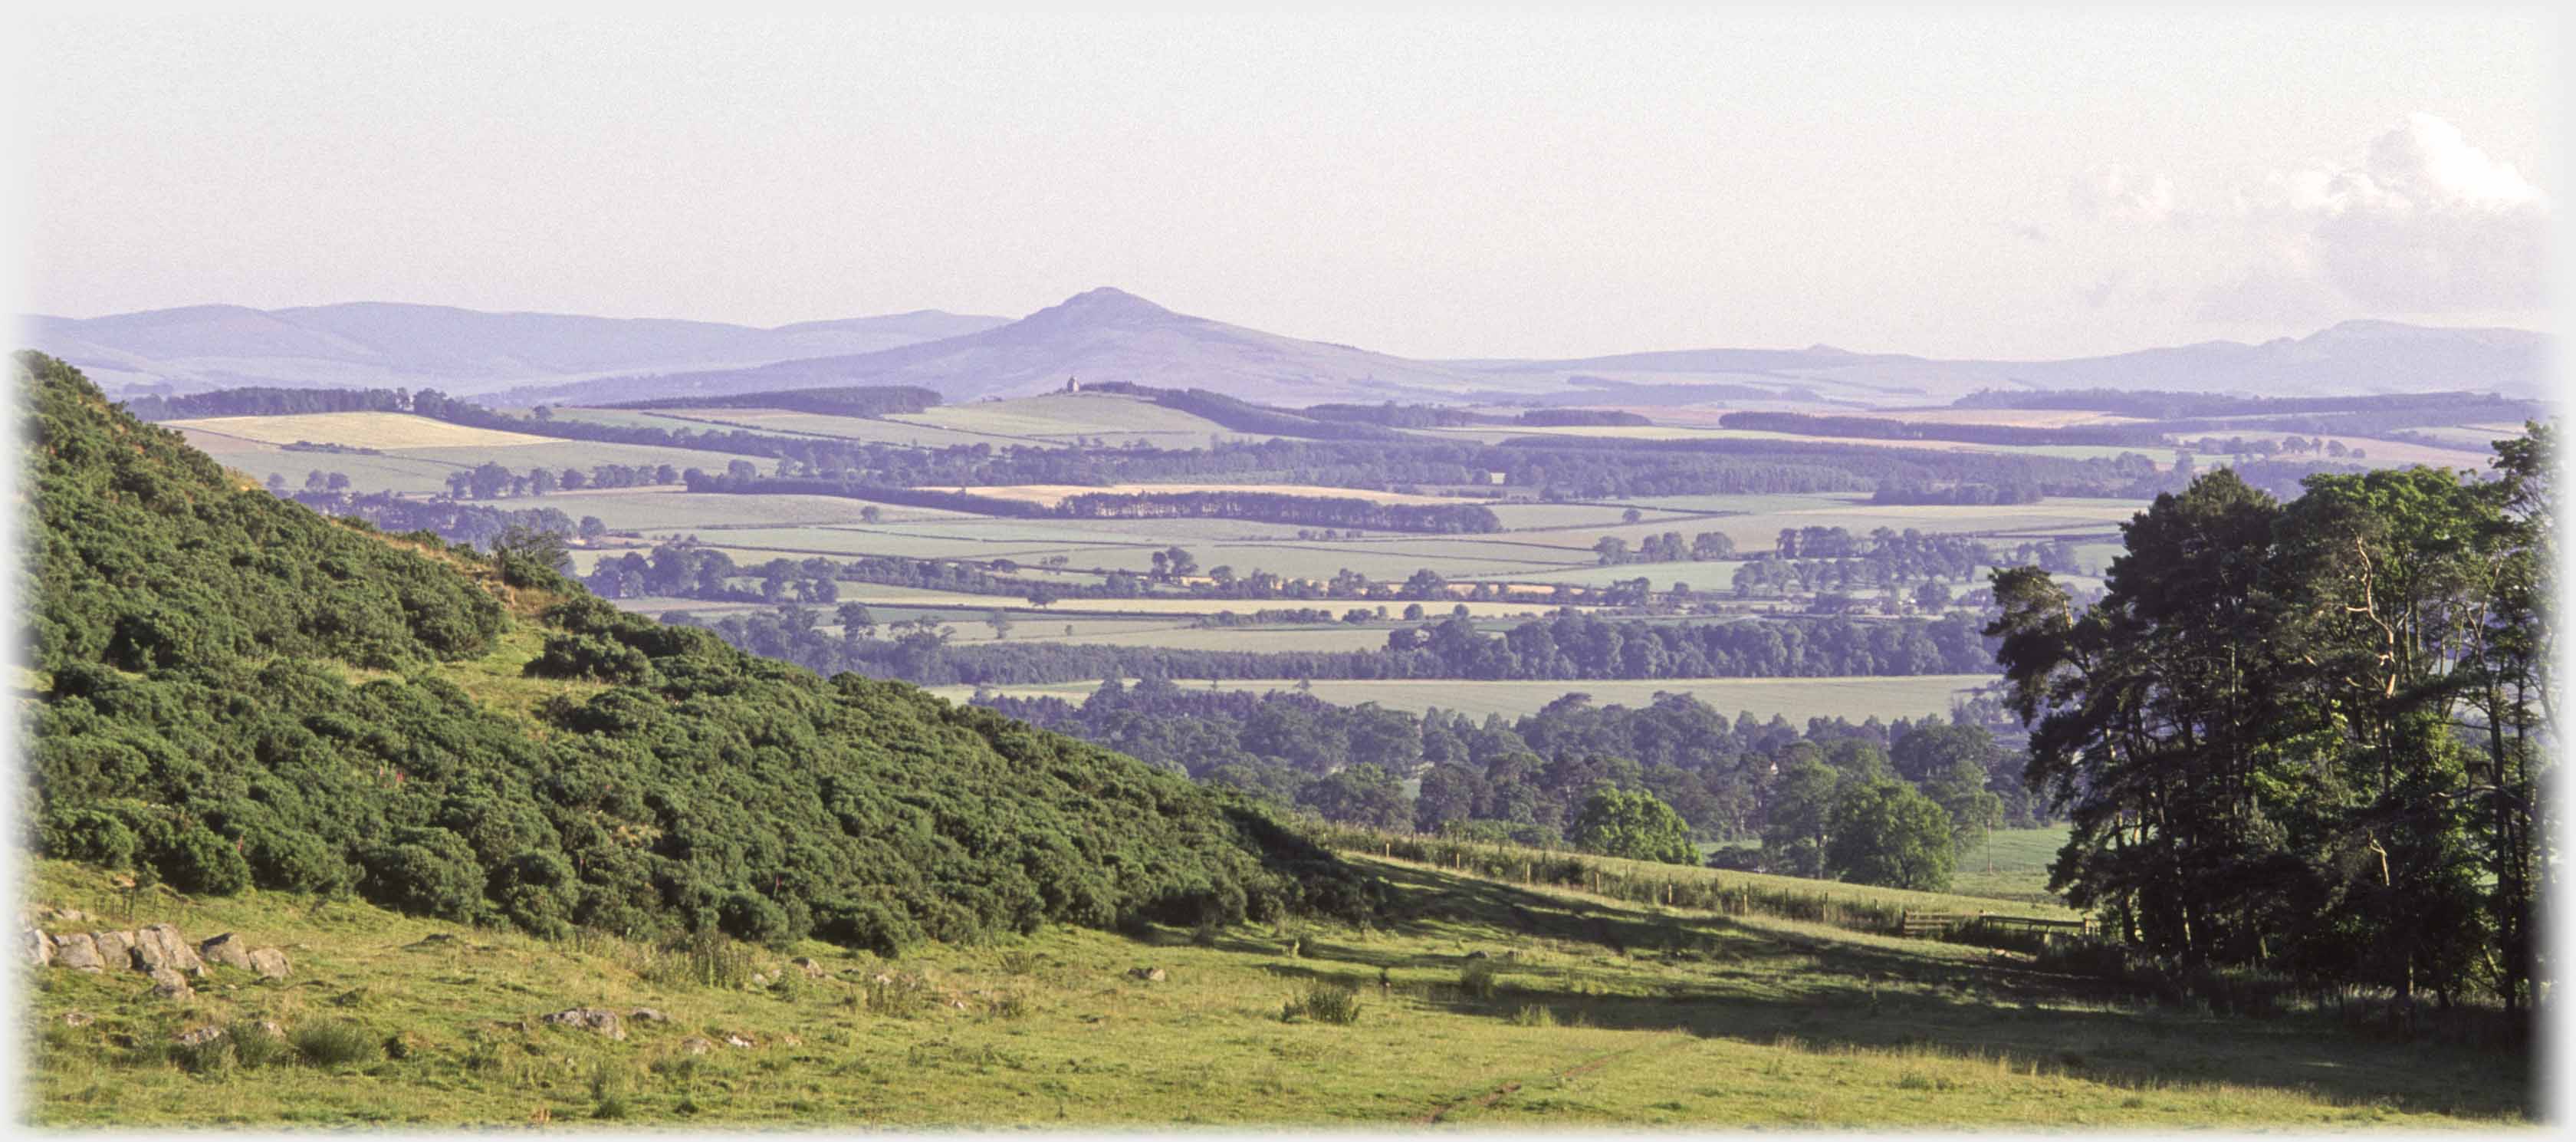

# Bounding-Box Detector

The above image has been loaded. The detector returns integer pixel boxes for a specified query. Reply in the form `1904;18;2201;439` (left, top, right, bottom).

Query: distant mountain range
20;291;2550;407
18;303;1010;397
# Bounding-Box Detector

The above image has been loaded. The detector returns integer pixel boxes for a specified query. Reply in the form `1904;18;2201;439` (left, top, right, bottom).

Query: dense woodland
690;606;1998;686
976;679;2039;867
1989;429;2552;1009
22;354;1375;953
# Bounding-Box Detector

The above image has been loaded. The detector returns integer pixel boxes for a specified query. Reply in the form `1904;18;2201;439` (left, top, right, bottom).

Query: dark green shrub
159;821;252;895
355;828;485;921
488;851;580;939
36;808;138;868
716;890;788;943
242;827;349;894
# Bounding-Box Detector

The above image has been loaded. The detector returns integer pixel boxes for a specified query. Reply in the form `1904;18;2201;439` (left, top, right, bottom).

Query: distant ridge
25;291;2549;406
19;301;1011;397
500;287;1493;406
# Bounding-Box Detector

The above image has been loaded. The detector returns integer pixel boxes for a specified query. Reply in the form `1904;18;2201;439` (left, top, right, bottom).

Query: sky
8;8;2559;361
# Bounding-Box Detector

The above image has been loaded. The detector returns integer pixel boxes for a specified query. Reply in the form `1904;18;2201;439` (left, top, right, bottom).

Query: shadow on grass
1244;860;2531;1121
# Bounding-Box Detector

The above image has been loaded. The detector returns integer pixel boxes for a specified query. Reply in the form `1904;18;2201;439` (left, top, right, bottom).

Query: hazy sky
12;8;2557;360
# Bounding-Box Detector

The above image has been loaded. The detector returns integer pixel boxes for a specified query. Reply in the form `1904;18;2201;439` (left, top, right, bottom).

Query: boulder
149;965;196;1000
790;956;827;978
174;1025;225;1047
246;947;291;980
91;930;138;970
541;1007;625;1040
52;933;104;973
133;924;204;974
1128;966;1167;982
724;1033;755;1049
199;933;257;971
24;926;50;968
680;1035;716;1055
628;1008;670;1024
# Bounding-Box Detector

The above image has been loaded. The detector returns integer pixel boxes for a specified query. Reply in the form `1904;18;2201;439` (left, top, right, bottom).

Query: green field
1950;827;2075;906
21;854;2522;1127
928;674;1997;721
492;491;974;532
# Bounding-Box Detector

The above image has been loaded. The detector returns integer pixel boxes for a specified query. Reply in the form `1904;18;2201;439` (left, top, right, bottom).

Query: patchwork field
1408;425;2196;466
941;483;1473;507
928;674;1996;721
162;413;560;449
887;393;1237;439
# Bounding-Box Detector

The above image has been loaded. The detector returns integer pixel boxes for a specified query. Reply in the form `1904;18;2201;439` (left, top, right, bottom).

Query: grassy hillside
18;351;1372;957
19;856;2524;1127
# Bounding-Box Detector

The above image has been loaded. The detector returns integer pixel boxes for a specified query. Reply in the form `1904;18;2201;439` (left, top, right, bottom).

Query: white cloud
2221;114;2546;314
2070;164;2178;224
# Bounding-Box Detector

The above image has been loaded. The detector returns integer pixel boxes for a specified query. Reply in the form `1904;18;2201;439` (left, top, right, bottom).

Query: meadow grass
20;855;2525;1127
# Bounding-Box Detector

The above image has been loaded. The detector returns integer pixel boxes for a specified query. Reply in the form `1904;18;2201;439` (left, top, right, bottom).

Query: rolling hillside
17;350;1372;954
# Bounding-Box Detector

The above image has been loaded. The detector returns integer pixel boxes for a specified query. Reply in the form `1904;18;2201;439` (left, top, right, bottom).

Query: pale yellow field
829;589;1582;617
938;482;1472;507
164;412;560;449
2305;436;2493;471
1634;406;2144;429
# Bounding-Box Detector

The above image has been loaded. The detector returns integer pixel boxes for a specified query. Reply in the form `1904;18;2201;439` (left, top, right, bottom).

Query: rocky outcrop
199;933;256;971
790;956;827;978
52;933;103;973
133;924;204;975
94;930;140;970
24;926;51;968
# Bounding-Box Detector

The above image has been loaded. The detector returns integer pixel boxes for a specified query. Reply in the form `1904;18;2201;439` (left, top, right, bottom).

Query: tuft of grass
997;948;1040;976
291;1020;382;1068
1280;982;1362;1025
1459;959;1502;1001
228;1022;291;1070
642;930;755;990
1508;1004;1557;1028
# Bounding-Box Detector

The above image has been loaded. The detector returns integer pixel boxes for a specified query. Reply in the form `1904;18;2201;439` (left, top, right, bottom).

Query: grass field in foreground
21;856;2522;1127
929;674;1996;721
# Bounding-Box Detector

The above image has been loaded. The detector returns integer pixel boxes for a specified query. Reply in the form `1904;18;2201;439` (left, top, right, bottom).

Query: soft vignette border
0;5;2564;1142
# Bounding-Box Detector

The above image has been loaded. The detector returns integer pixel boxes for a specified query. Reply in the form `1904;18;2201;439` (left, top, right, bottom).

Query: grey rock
91;930;138;971
1128;966;1167;982
149;966;196;1000
724;1033;755;1049
62;1011;94;1028
790;956;827;978
24;926;50;968
133;924;204;974
53;933;103;973
680;1035;715;1055
174;1025;225;1047
246;947;290;979
199;933;257;971
541;1007;625;1040
628;1007;669;1023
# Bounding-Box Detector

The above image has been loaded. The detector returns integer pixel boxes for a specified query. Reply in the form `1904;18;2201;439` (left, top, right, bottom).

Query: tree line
1988;426;2551;1011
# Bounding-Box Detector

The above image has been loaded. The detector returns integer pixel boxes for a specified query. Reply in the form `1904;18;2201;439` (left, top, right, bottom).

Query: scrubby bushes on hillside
20;352;1379;954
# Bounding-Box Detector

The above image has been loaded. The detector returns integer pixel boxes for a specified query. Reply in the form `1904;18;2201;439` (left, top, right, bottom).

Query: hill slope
17;351;1370;953
21;304;1010;398
506;288;1494;406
